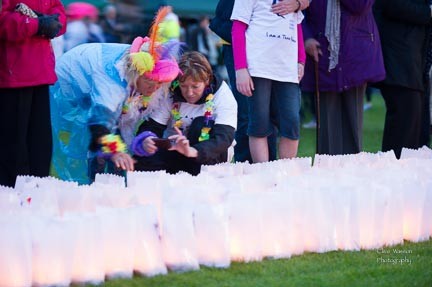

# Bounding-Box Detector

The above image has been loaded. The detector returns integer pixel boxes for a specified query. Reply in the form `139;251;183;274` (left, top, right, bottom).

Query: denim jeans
248;78;301;140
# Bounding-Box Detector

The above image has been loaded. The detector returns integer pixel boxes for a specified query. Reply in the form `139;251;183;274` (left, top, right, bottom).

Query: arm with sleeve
0;0;39;41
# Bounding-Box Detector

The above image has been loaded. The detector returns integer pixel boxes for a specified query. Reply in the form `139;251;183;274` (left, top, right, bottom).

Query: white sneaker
302;120;317;129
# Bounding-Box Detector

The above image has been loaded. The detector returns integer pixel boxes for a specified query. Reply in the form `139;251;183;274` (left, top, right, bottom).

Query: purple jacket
301;0;386;92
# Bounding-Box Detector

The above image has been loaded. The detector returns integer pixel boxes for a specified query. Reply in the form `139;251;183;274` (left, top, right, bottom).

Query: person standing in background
0;0;66;187
187;16;211;59
51;35;64;59
373;0;431;158
210;0;309;163
302;0;385;155
157;5;180;43
420;0;432;147
100;4;131;43
63;2;105;52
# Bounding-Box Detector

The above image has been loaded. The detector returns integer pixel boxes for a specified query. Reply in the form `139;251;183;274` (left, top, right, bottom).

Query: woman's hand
143;136;158;154
298;63;304;82
271;0;299;15
298;0;310;10
271;0;308;15
168;127;198;158
305;38;322;62
111;152;135;171
236;68;254;97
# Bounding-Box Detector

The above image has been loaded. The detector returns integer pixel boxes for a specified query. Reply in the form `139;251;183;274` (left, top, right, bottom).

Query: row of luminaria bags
0;146;431;287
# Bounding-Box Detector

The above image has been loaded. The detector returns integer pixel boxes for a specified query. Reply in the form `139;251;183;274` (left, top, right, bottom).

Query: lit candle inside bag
67;213;104;285
161;202;199;272
227;193;264;262
194;203;230;268
30;216;75;287
0;216;32;287
99;208;135;279
131;205;167;276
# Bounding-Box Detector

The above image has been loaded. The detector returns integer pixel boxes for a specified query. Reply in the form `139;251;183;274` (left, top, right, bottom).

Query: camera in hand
153;138;173;149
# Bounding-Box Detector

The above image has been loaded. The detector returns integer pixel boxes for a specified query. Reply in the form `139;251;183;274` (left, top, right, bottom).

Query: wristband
131;131;157;157
100;134;126;156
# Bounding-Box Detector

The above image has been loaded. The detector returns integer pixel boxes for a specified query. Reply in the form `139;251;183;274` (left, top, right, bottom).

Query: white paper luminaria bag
30;216;75;287
161;202;199;272
67;213;104;285
227;192;264;262
131;205;167;276
194;203;230;268
99;207;135;279
0;215;32;287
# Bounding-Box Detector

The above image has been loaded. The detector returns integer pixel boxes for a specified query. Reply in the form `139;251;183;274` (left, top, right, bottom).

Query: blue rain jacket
50;43;132;184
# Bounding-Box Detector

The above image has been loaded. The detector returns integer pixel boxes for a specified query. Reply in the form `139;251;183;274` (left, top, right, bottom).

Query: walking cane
314;60;321;154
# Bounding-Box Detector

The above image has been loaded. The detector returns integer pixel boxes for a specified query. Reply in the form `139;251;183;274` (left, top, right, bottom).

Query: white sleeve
214;81;238;129
149;93;173;126
296;11;305;24
230;0;256;24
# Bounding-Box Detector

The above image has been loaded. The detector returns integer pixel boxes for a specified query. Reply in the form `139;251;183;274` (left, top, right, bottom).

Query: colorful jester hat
129;6;181;83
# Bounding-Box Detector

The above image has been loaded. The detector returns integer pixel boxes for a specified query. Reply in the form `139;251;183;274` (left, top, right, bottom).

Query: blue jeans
248;78;301;140
222;45;277;162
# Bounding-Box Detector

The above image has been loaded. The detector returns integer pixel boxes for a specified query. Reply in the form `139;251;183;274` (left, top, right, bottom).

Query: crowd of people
0;0;431;187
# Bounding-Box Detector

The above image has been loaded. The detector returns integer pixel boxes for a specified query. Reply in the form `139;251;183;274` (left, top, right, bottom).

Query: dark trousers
222;45;277;162
135;150;202;176
318;85;365;155
420;76;431;147
0;86;52;187
381;85;423;159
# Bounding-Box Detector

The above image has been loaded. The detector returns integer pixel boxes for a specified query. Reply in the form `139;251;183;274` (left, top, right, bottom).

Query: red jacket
0;0;66;88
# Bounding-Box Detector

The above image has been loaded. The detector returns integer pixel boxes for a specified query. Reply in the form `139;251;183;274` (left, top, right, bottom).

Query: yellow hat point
131;52;155;75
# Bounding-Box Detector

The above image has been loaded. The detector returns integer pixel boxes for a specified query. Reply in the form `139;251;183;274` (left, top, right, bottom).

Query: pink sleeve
297;24;306;64
232;20;248;70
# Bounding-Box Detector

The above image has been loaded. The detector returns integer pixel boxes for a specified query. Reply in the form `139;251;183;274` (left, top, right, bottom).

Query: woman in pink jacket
0;0;66;187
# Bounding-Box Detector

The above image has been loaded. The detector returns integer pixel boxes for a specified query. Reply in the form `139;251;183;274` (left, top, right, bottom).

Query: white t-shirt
151;81;238;137
231;0;303;83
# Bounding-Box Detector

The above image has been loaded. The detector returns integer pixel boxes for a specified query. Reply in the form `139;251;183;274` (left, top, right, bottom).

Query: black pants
135;150;202;175
420;76;431;147
381;85;423;159
318;85;365;155
0;86;52;187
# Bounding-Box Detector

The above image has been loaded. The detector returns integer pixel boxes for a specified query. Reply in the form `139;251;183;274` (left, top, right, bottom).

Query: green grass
102;240;432;287
97;93;432;287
